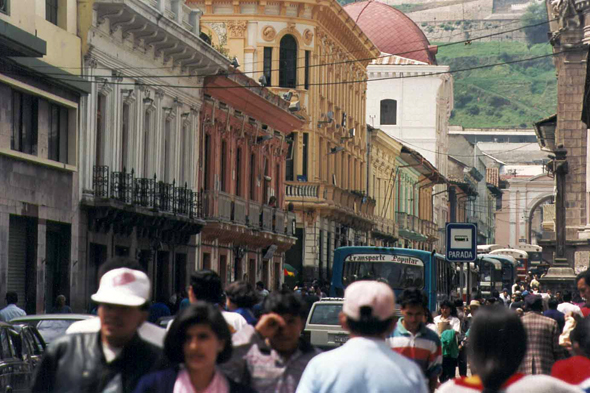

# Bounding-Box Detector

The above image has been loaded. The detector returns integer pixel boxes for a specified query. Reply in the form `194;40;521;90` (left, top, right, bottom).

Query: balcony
285;181;376;228
372;216;398;244
92;166;200;218
262;205;273;232
396;212;429;243
86;166;203;243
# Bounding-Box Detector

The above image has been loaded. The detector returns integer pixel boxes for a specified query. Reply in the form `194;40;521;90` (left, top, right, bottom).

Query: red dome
344;1;436;65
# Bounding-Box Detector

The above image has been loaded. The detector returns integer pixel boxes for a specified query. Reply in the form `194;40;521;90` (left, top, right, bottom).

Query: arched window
380;99;397;125
279;35;297;88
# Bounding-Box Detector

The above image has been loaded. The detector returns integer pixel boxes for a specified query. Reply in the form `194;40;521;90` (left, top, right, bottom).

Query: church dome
344;1;437;64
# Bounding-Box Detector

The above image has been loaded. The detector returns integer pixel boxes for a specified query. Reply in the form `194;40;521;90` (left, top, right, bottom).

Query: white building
345;1;454;251
76;0;230;309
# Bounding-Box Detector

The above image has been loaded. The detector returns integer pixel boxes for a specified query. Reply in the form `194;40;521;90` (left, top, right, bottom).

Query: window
204;134;211;190
250;153;256;201
0;0;9;15
96;94;106;166
48;103;68;163
12;90;38;155
304;51;311;90
143;110;151;176
275;163;280;201
285;133;295;181
380;99;397;125
263;158;269;204
263;47;272;87
279;35;297;88
236;148;242;197
302;133;308;179
221;140;228;192
121;103;130;170
163;118;171;181
180;123;188;184
46;0;58;25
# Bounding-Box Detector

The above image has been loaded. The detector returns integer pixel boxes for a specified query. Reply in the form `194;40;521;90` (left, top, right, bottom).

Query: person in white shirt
0;292;26;322
557;291;584;318
433;300;461;335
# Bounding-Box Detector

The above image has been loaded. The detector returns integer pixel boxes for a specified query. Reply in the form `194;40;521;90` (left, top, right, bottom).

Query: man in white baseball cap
297;281;428;393
32;268;163;393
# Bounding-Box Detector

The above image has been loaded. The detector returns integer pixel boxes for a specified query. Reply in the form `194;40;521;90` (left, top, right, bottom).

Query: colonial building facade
199;70;303;290
345;1;454;252
0;0;90;313
190;0;380;281
76;0;230;309
368;128;442;250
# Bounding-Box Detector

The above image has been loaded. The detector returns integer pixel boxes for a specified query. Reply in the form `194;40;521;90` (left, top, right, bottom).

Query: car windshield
36;320;77;345
309;304;342;326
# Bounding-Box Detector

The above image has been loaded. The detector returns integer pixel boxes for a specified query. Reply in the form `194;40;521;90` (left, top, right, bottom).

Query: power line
22;17;555;81
3;48;563;92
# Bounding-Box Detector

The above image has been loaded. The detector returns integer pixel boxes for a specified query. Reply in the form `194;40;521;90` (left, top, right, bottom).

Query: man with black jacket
31;268;163;393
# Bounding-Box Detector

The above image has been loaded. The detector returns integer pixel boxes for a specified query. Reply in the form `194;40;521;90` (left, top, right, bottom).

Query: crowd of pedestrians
24;258;590;392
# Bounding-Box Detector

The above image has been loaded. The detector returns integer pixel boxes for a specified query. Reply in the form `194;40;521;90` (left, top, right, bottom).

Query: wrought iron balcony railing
92;166;201;219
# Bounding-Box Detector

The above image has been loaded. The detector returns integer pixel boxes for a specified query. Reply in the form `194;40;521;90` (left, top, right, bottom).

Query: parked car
11;314;95;346
0;321;46;392
303;298;349;350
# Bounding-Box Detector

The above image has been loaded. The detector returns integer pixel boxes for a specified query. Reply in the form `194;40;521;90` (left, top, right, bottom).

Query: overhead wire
19;17;556;82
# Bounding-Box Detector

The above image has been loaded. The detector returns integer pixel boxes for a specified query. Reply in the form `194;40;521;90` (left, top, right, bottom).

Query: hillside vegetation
435;41;557;128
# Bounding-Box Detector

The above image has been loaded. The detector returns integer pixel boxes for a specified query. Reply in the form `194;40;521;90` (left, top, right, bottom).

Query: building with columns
76;0;229;310
199;69;303;290
344;1;454;252
190;0;380;281
0;0;90;313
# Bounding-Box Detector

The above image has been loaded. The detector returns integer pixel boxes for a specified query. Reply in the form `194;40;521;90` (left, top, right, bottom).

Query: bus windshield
342;254;425;290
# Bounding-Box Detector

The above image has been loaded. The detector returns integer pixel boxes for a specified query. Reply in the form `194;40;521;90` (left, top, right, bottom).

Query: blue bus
330;247;455;312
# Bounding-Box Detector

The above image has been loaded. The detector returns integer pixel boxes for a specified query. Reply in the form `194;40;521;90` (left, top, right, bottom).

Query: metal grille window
279;35;297;88
11;90;38;155
46;0;58;25
48;103;69;163
263;47;272;87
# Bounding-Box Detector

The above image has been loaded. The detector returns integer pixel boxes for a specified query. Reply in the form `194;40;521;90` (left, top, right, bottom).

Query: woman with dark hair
438;306;580;393
133;302;254;393
225;281;259;325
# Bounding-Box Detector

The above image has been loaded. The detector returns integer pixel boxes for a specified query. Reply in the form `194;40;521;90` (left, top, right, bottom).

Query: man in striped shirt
387;289;442;393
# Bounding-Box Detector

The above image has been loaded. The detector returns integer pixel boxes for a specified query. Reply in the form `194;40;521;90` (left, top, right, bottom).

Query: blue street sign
446;223;477;262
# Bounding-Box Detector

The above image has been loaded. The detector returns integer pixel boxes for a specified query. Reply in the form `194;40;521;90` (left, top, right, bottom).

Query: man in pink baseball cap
31;268;163;393
297;281;428;393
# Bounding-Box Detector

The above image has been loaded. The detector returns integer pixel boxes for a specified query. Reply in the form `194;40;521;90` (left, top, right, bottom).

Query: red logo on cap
113;272;136;287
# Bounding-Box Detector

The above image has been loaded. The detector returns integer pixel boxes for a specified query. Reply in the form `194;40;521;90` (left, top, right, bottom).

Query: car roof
10;314;94;322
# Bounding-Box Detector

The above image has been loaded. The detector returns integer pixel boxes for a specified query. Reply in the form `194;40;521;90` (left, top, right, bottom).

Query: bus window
342;254;425;290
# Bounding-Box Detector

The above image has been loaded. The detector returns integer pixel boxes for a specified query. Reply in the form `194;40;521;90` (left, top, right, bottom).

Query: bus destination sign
344;254;424;266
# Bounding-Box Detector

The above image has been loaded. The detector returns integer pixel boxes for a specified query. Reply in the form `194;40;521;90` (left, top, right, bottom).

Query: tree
521;2;550;45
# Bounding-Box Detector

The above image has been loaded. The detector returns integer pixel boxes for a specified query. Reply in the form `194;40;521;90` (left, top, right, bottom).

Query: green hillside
435;41;557;128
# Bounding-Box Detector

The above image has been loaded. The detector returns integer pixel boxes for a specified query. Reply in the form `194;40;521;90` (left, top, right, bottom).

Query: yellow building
368;127;443;250
190;0;380;281
0;0;90;312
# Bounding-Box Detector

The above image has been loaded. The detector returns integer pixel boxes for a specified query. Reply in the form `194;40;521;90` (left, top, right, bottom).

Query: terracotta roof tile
344;1;436;64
